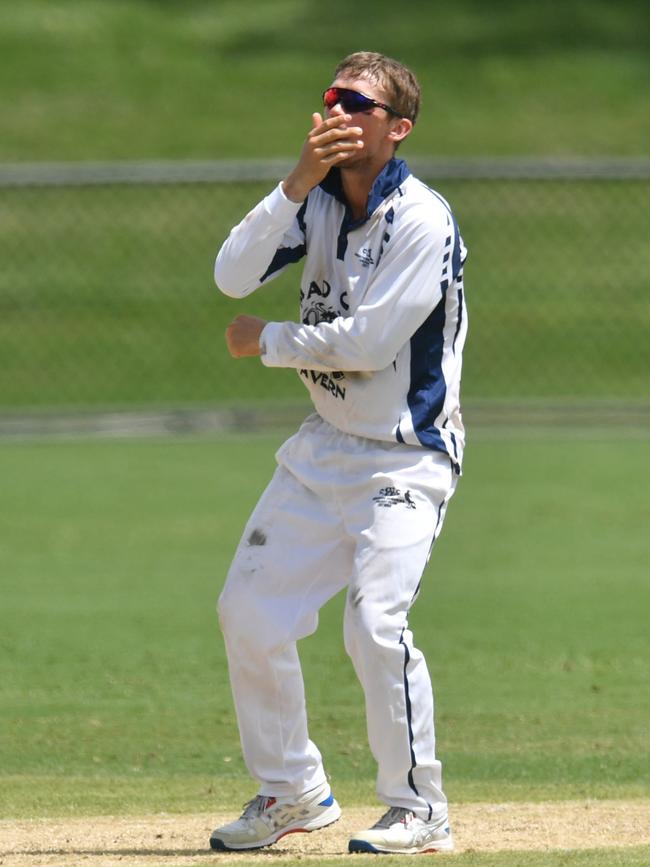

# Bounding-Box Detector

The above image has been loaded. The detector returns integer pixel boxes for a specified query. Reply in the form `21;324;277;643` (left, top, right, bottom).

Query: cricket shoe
209;781;341;851
348;806;454;854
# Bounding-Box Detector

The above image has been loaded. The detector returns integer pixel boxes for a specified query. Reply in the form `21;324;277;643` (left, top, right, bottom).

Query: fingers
320;149;359;166
224;319;239;357
283;113;364;200
309;113;361;142
314;139;364;165
312;127;363;148
308;115;363;160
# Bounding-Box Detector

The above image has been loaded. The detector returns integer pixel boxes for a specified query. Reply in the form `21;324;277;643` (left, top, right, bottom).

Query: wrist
258;322;269;356
282;173;312;203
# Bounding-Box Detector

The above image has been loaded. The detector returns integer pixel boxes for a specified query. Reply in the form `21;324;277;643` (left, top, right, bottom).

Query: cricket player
210;51;467;855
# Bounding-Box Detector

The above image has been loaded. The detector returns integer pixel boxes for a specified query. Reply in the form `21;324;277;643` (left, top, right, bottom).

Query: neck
340;156;393;221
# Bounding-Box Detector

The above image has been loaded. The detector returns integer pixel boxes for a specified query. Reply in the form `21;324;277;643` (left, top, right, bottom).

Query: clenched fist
225;315;268;358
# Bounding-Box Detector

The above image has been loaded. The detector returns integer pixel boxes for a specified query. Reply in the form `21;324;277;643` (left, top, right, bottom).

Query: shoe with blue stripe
209;781;341;851
348;806;454;854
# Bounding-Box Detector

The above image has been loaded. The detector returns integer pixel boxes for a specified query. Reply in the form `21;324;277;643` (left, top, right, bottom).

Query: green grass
1;1;649;411
1;0;649;160
1;433;649;818
1;179;648;408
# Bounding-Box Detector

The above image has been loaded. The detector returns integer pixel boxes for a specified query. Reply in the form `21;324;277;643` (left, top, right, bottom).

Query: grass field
2;432;648;826
2;1;649;412
2;178;649;408
2;4;649;862
2;0;649;161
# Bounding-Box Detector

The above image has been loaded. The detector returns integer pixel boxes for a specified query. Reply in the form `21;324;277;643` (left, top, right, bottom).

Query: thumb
311;112;323;129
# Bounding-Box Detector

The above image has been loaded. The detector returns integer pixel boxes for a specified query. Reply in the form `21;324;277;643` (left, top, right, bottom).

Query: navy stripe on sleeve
260;200;307;282
260;243;306;282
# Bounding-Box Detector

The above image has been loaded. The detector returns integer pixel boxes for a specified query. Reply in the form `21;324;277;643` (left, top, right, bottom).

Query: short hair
334;51;421;124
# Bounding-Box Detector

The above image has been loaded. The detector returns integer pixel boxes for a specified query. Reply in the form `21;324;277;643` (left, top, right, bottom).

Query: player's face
324;76;404;167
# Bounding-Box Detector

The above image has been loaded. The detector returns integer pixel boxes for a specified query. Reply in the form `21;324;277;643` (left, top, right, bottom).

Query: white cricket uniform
215;158;467;822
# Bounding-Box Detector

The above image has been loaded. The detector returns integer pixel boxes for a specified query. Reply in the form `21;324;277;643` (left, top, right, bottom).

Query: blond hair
334;51;421;124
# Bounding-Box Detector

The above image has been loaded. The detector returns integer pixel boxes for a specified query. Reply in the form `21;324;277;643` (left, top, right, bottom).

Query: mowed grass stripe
1;435;648;818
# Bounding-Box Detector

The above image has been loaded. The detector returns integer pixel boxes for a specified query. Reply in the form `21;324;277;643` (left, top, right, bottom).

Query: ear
388;117;413;145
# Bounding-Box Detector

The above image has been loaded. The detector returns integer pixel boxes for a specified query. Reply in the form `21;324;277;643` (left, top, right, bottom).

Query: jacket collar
319;157;410;227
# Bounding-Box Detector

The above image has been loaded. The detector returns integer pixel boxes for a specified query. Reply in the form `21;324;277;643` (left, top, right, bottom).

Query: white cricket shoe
209;781;341;851
348;806;454;854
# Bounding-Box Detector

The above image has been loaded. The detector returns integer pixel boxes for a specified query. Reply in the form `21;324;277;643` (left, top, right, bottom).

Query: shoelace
240;795;274;818
372;806;414;829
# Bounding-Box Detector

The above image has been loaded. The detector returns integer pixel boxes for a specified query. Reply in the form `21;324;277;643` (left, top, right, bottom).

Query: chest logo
354;247;375;267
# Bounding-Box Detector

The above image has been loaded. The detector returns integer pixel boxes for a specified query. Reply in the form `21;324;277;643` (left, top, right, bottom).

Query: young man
211;51;467;855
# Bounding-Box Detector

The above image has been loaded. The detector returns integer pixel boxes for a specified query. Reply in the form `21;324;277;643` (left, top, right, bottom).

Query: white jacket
215;158;468;472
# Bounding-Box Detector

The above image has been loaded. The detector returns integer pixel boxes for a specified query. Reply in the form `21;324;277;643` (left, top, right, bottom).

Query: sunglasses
322;87;401;118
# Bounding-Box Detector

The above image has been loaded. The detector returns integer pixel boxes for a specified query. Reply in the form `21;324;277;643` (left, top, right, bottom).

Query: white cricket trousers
217;414;458;821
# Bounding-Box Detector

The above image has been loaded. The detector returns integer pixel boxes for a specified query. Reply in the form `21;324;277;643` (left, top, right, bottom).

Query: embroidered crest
373;487;417;509
354;247;375;267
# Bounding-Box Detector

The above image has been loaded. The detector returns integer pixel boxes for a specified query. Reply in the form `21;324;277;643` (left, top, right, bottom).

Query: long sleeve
213;160;467;465
260;204;457;373
214;183;306;298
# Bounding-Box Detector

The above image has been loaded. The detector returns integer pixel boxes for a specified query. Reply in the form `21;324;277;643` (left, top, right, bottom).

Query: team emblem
373;487;417;509
355;248;375;267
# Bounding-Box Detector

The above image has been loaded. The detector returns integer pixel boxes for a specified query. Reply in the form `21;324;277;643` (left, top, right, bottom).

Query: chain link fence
1;160;648;428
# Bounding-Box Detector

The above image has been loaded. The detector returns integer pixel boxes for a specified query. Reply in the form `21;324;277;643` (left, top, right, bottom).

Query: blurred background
1;0;648;430
2;0;650;823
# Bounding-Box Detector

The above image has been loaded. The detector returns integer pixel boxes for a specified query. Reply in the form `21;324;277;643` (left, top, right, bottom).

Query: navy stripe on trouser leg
342;474;451;820
399;626;433;821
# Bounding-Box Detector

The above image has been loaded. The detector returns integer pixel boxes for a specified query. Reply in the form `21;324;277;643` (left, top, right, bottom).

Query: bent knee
218;582;316;653
344;595;405;653
216;582;248;636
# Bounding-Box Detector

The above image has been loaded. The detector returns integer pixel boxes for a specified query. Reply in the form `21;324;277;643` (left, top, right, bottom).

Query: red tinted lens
323;87;374;113
323;87;340;109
